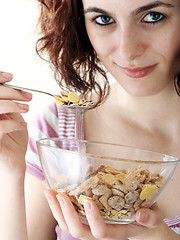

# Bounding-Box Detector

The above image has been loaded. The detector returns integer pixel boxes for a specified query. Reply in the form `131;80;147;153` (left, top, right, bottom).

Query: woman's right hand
0;71;32;178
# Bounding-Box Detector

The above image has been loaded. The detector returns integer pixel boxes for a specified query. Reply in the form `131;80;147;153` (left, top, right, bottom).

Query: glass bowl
36;138;180;224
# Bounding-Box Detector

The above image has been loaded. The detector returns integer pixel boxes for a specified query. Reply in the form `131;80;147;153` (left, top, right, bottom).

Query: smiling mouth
117;64;158;78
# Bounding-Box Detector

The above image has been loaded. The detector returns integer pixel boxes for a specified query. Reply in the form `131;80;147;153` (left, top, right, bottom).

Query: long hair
36;0;180;102
36;0;109;105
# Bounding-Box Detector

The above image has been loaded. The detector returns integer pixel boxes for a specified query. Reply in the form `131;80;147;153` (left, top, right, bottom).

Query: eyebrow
133;1;174;15
84;7;110;16
84;1;174;16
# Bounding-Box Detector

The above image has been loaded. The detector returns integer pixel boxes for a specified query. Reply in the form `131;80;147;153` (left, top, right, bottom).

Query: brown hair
36;0;109;106
36;0;180;102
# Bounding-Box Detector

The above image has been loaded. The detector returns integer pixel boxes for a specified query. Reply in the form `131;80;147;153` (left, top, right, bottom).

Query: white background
0;0;59;122
0;0;115;123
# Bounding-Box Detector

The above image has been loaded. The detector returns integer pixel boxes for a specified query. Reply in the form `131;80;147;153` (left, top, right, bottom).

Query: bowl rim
36;137;180;164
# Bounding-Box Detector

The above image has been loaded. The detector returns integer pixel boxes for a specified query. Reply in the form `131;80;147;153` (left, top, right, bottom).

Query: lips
118;64;157;78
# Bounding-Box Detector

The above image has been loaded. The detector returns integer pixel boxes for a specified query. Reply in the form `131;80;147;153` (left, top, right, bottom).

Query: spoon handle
1;83;54;97
1;83;87;141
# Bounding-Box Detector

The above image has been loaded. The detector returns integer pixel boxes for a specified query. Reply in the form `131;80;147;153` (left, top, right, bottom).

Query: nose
116;24;147;62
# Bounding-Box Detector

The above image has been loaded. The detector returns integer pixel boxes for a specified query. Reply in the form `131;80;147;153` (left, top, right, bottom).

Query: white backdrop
0;0;59;122
0;0;115;124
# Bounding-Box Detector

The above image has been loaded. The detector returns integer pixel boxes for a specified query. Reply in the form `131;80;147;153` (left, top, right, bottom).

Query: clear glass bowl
36;138;180;224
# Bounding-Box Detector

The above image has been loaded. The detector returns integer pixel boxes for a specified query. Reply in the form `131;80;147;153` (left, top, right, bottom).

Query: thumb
135;205;163;228
42;179;50;189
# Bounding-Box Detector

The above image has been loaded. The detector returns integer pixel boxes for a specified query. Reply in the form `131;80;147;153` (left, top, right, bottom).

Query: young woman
0;0;179;239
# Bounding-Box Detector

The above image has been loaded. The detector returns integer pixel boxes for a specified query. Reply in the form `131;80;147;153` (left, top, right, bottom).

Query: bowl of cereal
36;138;180;224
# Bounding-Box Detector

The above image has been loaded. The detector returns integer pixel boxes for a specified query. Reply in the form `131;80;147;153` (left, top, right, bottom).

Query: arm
0;166;57;240
25;173;57;240
0;71;30;239
0;174;28;240
0;72;57;240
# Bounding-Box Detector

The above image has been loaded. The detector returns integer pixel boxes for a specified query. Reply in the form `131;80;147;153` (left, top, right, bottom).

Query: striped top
26;102;180;239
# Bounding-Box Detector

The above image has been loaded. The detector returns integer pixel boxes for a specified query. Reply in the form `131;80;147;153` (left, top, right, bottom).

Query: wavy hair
36;0;109;106
36;0;180;102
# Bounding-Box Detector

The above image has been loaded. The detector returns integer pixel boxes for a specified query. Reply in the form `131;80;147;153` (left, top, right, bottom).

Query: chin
123;84;164;97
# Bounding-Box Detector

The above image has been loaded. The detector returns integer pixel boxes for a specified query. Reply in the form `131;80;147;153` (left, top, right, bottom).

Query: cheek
86;27;114;58
164;37;180;74
91;36;113;58
152;28;180;72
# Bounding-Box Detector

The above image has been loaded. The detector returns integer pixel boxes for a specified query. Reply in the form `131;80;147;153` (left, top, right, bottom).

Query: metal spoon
1;83;88;140
1;83;54;97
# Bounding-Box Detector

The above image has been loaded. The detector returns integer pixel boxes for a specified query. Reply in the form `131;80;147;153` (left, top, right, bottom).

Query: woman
0;0;180;239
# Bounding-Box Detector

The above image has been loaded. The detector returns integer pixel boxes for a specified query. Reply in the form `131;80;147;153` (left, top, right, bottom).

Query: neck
110;81;180;131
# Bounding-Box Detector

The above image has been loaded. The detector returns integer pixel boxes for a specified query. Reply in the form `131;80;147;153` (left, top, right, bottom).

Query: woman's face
82;0;180;96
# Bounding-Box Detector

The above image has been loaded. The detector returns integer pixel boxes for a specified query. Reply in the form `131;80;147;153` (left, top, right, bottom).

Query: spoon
2;83;54;97
1;83;89;140
1;83;93;108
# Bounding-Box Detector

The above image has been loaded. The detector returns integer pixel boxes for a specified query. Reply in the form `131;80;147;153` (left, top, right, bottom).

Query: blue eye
94;15;114;25
143;12;164;23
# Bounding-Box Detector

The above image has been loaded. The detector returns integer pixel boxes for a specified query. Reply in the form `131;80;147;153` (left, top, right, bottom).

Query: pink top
26;102;180;239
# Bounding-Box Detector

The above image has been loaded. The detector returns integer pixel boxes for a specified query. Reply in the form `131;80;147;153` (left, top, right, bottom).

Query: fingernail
21;91;32;99
56;194;65;206
44;191;53;203
83;199;92;211
137;211;149;223
20;122;27;127
18;103;29;112
2;72;13;79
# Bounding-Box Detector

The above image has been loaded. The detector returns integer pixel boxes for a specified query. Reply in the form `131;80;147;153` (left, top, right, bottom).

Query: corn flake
140;184;158;201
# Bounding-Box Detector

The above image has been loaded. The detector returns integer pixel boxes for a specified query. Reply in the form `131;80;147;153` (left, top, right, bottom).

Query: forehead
82;0;179;12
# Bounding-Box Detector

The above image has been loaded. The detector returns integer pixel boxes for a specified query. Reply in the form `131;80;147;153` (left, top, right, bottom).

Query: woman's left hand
43;187;179;240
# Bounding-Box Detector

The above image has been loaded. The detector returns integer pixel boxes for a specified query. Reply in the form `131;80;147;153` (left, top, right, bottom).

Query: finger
0;100;29;114
84;199;129;240
83;199;110;239
56;193;92;239
0;85;32;101
0;119;27;134
135;205;163;228
0;72;13;82
44;190;69;232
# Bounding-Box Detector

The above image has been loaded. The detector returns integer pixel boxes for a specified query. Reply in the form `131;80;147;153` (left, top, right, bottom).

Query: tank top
26;102;180;239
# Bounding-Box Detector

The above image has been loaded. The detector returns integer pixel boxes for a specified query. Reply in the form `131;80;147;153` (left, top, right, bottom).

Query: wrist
131;222;179;240
158;222;180;240
0;158;26;182
0;171;25;191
